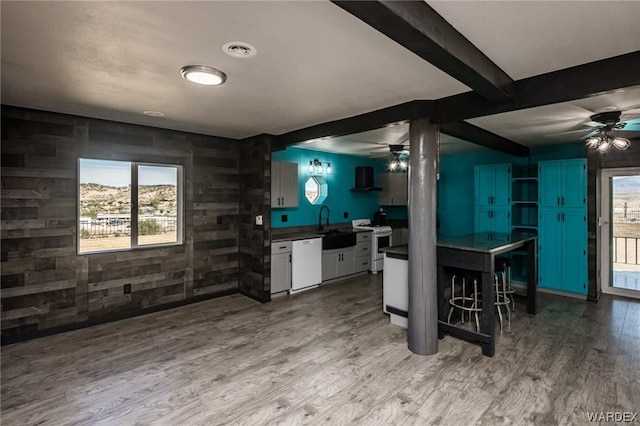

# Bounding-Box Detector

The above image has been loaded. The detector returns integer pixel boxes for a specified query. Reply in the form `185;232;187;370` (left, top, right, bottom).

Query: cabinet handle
279;246;287;249
562;213;565;222
289;254;291;262
282;197;285;205
557;213;560;222
557;197;560;206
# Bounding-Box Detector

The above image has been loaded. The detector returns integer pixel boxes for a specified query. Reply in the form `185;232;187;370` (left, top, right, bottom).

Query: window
78;159;183;254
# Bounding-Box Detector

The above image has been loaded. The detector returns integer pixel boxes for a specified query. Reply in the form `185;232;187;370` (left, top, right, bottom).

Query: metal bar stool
496;257;515;312
447;273;482;332
494;270;511;332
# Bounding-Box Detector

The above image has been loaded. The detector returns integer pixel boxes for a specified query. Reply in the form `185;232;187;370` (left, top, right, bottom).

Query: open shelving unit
510;168;538;283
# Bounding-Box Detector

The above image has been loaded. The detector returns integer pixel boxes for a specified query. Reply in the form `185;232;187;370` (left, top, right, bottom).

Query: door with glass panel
601;168;640;298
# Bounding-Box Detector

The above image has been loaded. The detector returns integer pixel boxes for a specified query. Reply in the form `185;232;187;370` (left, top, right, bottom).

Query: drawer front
356;231;372;242
356;255;371;272
355;241;370;257
271;241;292;254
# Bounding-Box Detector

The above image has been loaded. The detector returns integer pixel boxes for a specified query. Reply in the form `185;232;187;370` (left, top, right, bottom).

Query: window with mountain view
78;159;183;254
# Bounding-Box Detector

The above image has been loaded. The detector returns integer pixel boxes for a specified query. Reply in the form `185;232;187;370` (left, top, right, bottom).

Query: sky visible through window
80;159;177;186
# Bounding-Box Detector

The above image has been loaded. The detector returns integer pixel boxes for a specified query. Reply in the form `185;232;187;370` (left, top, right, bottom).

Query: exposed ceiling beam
439;121;529;157
331;0;515;103
436;51;640;123
273;100;434;151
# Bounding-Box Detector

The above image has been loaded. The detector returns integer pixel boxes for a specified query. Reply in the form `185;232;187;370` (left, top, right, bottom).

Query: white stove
351;219;392;234
352;219;392;273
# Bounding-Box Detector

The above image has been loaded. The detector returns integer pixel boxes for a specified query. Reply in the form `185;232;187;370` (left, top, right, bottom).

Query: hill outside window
78;159;184;254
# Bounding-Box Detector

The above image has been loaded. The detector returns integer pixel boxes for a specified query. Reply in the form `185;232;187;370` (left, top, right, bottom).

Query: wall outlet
123;283;131;294
343;212;348;218
281;214;288;223
255;215;263;225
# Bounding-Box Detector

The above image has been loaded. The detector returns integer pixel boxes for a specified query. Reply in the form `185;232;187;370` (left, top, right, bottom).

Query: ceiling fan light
586;136;602;149
597;139;611;152
611;137;630;150
399;160;407;170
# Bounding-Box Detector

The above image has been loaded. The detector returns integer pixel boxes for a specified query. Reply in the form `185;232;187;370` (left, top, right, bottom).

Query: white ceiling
2;1;639;157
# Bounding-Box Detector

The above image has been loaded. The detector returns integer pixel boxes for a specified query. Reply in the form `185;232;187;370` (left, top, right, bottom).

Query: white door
601;167;640;299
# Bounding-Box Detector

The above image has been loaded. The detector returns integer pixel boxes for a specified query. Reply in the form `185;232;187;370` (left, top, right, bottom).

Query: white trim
600;167;640;300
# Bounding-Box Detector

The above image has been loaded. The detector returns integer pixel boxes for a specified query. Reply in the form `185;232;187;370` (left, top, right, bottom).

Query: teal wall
273;142;586;232
438;150;523;237
272;147;398;228
437;142;587;237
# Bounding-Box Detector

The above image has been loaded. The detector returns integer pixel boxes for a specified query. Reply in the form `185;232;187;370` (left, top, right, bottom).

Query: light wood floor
2;274;639;425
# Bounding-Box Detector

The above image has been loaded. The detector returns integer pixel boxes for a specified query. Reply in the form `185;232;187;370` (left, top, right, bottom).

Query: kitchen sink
317;230;357;250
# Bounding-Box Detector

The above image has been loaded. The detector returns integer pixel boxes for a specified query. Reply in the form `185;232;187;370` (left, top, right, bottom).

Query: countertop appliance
291;237;322;293
352;219;392;273
373;209;387;226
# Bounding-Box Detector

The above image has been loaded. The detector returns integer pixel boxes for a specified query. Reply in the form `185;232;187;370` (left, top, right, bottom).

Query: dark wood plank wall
1;106;246;339
238;135;272;303
587;136;640;301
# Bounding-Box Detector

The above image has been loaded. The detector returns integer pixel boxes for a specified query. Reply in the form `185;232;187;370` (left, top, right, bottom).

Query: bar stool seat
447;272;482;332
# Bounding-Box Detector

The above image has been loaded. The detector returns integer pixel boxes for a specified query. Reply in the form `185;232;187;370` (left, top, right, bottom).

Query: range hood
351;166;381;191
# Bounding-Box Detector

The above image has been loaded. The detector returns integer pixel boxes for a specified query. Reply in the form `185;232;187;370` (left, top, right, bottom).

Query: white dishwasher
291;237;323;294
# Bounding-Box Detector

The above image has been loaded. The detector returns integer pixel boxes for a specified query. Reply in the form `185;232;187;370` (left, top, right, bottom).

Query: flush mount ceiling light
180;65;227;86
143;110;164;117
223;41;257;58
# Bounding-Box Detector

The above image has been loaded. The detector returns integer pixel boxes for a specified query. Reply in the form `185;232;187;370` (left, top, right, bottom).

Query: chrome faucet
319;206;330;231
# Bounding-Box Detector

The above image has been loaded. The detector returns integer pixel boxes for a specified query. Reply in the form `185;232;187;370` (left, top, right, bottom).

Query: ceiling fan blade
580;130;599;140
369;151;391;158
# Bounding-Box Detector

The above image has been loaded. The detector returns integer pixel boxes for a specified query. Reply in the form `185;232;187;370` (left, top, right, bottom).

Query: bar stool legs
448;274;481;332
497;257;515;312
494;270;511;332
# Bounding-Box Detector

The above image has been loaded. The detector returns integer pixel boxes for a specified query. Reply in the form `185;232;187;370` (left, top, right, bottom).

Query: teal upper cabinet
474;205;511;233
537;158;587;295
272;160;298;208
474;164;511;206
474;164;512;233
539;159;586;208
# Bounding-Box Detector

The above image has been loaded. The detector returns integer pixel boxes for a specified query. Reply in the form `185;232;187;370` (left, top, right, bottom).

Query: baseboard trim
1;288;241;346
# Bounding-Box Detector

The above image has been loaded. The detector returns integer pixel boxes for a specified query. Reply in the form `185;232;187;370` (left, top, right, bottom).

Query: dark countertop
271;228;372;243
437;232;536;253
272;233;323;243
382;244;408;260
382;231;537;259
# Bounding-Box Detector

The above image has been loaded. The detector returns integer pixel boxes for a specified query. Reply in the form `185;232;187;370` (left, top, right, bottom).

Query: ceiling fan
584;110;637;152
370;143;410;170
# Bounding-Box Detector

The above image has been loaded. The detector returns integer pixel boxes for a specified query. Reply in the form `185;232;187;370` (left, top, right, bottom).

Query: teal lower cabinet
538;207;587;295
474;206;511;233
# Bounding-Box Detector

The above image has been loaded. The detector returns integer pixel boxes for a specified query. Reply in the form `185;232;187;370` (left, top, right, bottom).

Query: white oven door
373;233;392;257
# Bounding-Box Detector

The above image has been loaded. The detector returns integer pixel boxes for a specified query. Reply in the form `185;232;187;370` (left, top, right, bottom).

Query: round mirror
305;176;328;205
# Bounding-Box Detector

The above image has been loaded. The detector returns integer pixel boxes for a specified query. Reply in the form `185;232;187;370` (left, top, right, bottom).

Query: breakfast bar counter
383;231;538;357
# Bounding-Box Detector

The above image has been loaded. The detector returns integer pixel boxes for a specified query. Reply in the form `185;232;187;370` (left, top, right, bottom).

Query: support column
407;118;438;355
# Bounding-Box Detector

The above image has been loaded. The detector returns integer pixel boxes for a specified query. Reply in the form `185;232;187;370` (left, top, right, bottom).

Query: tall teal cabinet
474;164;511;233
538;159;587;295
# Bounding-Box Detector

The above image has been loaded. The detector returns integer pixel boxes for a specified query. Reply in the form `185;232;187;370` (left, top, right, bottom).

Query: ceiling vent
223;42;257;58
